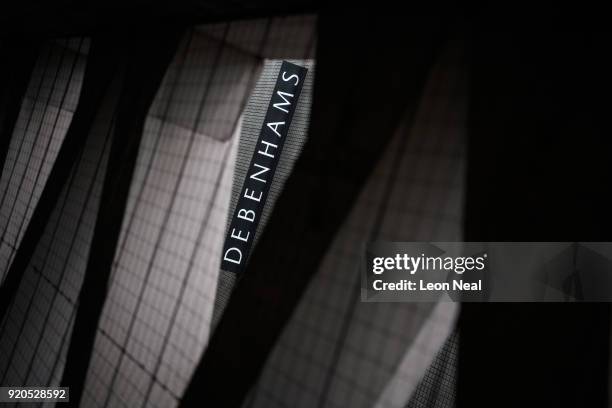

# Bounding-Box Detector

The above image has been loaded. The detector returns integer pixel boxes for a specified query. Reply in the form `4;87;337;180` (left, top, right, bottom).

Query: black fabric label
221;61;307;274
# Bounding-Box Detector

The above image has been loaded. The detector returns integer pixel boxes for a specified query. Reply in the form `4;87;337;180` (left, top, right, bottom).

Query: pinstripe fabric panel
0;38;117;393
80;31;257;408
0;39;88;283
